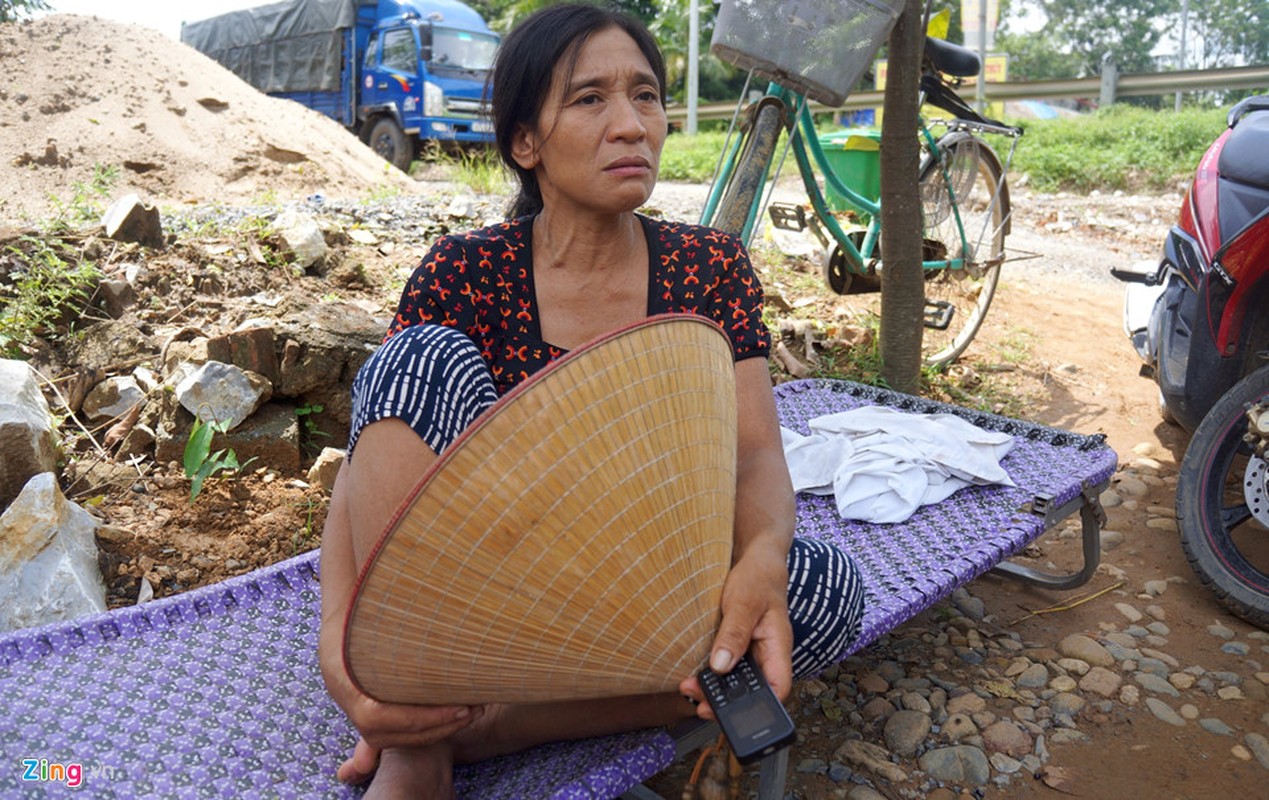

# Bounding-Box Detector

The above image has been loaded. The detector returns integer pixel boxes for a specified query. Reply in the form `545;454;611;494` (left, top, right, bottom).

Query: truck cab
181;0;497;174
357;0;498;168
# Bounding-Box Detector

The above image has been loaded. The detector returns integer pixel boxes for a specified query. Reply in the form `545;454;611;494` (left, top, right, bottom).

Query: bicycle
700;0;1024;367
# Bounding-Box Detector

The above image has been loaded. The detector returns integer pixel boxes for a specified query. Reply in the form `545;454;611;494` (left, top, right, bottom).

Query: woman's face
512;26;667;217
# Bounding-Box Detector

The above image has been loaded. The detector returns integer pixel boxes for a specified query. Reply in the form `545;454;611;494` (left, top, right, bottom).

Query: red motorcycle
1114;94;1269;629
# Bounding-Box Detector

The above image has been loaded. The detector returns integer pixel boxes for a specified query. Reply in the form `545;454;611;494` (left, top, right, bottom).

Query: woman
318;5;866;797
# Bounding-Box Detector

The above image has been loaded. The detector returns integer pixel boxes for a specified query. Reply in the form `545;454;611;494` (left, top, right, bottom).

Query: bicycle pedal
924;300;954;331
768;202;808;232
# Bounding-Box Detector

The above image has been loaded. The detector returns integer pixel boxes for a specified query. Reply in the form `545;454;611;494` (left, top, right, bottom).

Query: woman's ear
511;124;539;170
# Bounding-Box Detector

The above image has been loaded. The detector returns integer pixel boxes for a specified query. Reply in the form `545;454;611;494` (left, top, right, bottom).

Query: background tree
0;0;48;24
878;0;925;393
1188;0;1269;69
996;0;1178;77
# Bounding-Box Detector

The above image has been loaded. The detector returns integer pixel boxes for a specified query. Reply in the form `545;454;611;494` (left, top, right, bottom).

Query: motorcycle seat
1219;108;1269;190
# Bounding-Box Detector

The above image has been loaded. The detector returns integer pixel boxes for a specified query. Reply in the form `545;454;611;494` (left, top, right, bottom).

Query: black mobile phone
697;652;796;764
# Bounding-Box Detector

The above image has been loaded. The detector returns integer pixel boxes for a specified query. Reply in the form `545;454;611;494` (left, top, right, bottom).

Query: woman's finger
336;738;381;784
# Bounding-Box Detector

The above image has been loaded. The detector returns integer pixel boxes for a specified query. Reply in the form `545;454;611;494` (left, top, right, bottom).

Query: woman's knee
786;538;867;678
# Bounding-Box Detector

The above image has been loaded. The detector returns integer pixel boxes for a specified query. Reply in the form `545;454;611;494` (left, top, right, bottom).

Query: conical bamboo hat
344;315;738;705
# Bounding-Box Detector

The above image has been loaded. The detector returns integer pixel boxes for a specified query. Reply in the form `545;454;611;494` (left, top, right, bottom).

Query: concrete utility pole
687;0;700;134
1176;0;1189;112
975;0;987;112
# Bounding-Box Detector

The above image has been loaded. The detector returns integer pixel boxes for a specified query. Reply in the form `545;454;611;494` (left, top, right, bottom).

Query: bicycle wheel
916;132;1007;368
705;100;784;241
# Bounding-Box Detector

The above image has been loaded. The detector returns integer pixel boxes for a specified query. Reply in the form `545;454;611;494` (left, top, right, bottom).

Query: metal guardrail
666;64;1269;122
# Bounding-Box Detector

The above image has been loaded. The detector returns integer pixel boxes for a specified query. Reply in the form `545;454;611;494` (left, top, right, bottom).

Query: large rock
0;360;58;510
175;361;272;431
274;209;327;270
0;473;106;632
156;401;300;473
102;193;164;248
81;375;145;422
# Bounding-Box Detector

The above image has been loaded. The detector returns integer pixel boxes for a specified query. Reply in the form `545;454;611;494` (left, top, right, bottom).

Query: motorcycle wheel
1177;363;1269;630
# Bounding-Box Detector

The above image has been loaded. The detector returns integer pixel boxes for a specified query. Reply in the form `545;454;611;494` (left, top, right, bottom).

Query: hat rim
342;313;736;703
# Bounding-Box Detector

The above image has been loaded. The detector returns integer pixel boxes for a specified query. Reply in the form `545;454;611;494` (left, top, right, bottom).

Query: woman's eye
576;94;602;106
637;89;659;103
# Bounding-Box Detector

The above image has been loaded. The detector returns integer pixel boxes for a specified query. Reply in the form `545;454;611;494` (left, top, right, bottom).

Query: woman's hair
489;3;667;219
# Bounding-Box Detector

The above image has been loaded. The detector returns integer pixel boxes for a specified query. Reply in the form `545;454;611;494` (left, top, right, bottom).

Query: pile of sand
0;14;419;224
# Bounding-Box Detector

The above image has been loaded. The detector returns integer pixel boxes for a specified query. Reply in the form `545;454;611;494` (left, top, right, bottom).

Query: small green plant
292;497;320;555
45;163;118;232
364;181;404;203
296;402;331;455
183;417;256;502
0;236;101;358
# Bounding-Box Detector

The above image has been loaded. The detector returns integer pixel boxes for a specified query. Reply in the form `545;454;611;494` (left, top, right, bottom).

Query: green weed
45;163;118;233
454;148;509;195
183;416;257;503
0;236;101;358
295;402;331;456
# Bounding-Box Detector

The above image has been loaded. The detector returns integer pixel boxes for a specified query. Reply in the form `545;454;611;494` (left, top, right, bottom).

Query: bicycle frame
700;81;1007;278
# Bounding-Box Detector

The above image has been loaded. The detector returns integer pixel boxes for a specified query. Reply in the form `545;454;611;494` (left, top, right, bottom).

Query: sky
41;1;265;41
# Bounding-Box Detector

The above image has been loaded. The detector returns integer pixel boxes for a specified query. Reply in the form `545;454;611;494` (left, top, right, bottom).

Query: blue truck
181;0;498;172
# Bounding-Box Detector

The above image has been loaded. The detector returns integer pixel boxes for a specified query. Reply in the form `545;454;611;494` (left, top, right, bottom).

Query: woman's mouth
604;157;652;177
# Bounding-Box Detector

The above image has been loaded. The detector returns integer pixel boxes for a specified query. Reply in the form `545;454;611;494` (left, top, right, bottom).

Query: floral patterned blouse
386;214;771;395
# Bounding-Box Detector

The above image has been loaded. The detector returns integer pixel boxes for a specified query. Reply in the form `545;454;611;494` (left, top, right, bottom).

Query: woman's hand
678;358;797;718
678;541;793;719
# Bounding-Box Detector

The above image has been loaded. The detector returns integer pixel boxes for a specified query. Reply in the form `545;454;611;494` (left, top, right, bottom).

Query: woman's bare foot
362;743;455;800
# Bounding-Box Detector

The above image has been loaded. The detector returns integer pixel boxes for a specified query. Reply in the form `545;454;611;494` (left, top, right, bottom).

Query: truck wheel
367;118;413;173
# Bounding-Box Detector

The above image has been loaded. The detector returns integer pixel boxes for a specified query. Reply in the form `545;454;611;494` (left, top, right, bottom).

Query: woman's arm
681;356;796;713
318;454;482;781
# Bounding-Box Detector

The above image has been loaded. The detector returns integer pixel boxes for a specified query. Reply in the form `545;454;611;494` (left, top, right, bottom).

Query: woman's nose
608;96;647;140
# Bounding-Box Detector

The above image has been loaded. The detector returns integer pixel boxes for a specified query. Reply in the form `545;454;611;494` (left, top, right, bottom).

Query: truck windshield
429;27;498;72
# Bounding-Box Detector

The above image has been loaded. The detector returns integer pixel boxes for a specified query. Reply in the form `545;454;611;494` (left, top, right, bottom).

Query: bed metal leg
991;480;1107;591
626;718;790;800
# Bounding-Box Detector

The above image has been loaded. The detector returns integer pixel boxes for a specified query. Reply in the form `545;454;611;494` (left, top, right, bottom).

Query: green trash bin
817;129;882;215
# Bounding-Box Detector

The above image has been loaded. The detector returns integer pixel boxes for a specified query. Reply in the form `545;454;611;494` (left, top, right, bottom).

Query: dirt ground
4;12;1267;800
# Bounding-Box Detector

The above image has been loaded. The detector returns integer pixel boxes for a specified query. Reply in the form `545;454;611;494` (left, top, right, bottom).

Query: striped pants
350;325;867;678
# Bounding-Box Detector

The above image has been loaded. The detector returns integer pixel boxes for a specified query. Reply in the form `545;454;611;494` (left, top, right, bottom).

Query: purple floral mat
0;379;1115;798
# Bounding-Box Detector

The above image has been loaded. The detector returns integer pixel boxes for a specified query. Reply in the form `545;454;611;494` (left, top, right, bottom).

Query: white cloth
781;406;1016;524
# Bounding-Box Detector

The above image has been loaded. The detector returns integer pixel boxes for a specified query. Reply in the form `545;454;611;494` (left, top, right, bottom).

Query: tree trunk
878;0;925;394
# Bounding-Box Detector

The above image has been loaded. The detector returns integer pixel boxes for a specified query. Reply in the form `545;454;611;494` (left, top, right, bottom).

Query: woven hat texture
345;315;738;704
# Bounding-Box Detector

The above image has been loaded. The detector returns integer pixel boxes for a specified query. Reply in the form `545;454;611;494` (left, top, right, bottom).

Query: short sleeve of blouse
649;220;770;361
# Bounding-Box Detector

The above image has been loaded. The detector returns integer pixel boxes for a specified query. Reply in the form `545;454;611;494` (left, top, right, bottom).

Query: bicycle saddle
925;37;981;78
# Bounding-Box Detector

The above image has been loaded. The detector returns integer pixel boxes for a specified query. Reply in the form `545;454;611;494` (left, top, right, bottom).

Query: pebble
1114;603;1143;622
858;673;890;694
1116;477;1149;497
919;745;991;786
1057;634;1115;667
981;720;1031;758
1232;745;1253;761
1134;672;1181;697
1057;657;1090;676
1049;692;1086;716
796;757;828;774
1140;647;1179;668
847;787;886;800
989;752;1022;774
1207;623;1236;640
941;714;977;743
1145;605;1167;620
1200;718;1234;736
828;763;853;782
1218;686;1245;701
884;710;933;758
1145;517;1178;532
1169;673;1196;691
1146;621;1170;636
1048;729;1088;744
1142;580;1169;597
1222;642;1251;656
1017;664;1050;689
1145;697;1186;726
1079;667;1123;697
1100;530;1125;551
946;693;987;716
901;692;932;714
1180;704;1201;720
1049;675;1078;693
1118;685;1140;705
1246;733;1269;771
